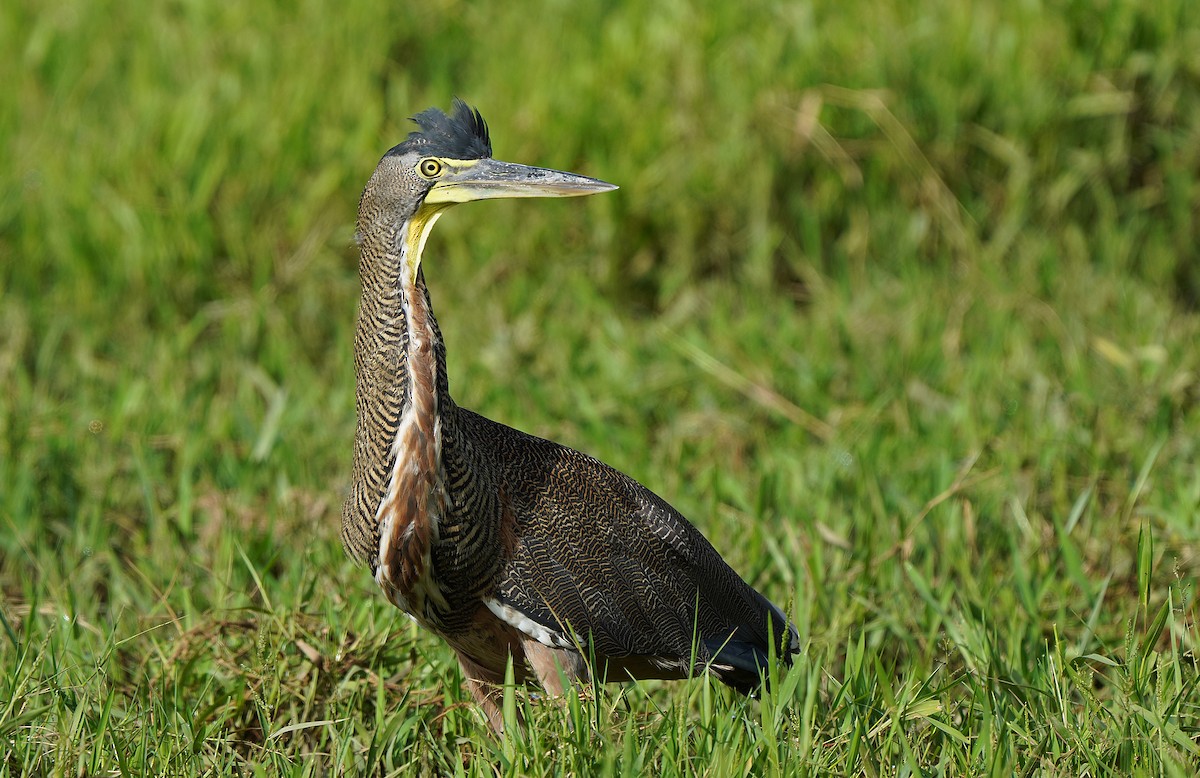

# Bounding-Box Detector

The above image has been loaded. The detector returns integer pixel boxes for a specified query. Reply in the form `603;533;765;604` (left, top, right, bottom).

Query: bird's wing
478;425;796;683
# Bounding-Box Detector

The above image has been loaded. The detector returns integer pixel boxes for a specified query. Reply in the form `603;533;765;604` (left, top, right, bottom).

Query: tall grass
2;0;1198;774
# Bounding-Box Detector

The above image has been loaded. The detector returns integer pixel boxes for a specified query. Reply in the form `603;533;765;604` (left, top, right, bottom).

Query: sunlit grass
2;0;1198;774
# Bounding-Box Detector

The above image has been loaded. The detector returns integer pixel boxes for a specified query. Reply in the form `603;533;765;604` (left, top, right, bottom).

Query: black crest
386;98;492;160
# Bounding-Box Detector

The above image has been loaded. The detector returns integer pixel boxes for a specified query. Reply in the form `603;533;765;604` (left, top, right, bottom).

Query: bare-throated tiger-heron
341;99;799;731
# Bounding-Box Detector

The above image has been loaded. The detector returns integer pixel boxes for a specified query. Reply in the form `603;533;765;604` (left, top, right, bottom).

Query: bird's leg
520;637;589;697
454;649;511;734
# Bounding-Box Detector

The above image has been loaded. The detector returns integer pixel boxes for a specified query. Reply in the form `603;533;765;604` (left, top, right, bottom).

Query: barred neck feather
341;212;454;580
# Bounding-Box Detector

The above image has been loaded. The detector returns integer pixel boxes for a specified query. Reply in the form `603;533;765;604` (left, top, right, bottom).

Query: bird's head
359;99;616;284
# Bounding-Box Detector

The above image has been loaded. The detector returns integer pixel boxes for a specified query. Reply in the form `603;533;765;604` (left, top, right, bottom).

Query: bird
341;99;799;732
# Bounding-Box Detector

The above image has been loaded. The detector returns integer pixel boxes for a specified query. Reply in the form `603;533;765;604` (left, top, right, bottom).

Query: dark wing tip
705;628;800;695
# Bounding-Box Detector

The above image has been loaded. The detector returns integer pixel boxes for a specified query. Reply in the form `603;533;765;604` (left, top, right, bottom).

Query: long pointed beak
425;158;617;204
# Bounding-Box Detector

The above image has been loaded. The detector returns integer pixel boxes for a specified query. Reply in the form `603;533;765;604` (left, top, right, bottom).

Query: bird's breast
373;388;450;625
374;473;451;626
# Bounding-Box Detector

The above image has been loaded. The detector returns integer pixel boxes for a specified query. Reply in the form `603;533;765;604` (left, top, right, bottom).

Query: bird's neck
342;214;455;584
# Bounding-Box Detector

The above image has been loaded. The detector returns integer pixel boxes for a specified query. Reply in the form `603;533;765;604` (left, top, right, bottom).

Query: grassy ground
3;0;1199;774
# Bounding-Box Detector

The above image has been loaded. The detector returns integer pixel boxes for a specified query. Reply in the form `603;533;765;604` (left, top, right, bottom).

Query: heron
341;99;798;731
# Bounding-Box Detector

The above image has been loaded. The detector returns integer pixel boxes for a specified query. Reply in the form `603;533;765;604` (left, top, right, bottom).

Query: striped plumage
341;100;798;731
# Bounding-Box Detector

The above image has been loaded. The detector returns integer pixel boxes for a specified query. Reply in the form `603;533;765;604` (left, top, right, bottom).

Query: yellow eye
418;158;444;178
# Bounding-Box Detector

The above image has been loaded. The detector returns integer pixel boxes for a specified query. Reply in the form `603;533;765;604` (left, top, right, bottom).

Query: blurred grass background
2;0;1199;774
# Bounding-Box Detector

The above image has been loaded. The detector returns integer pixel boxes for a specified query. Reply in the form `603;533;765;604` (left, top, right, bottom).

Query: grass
2;0;1199;774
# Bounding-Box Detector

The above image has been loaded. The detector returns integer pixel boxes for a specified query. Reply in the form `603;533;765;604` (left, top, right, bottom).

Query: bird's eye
418;158;444;178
